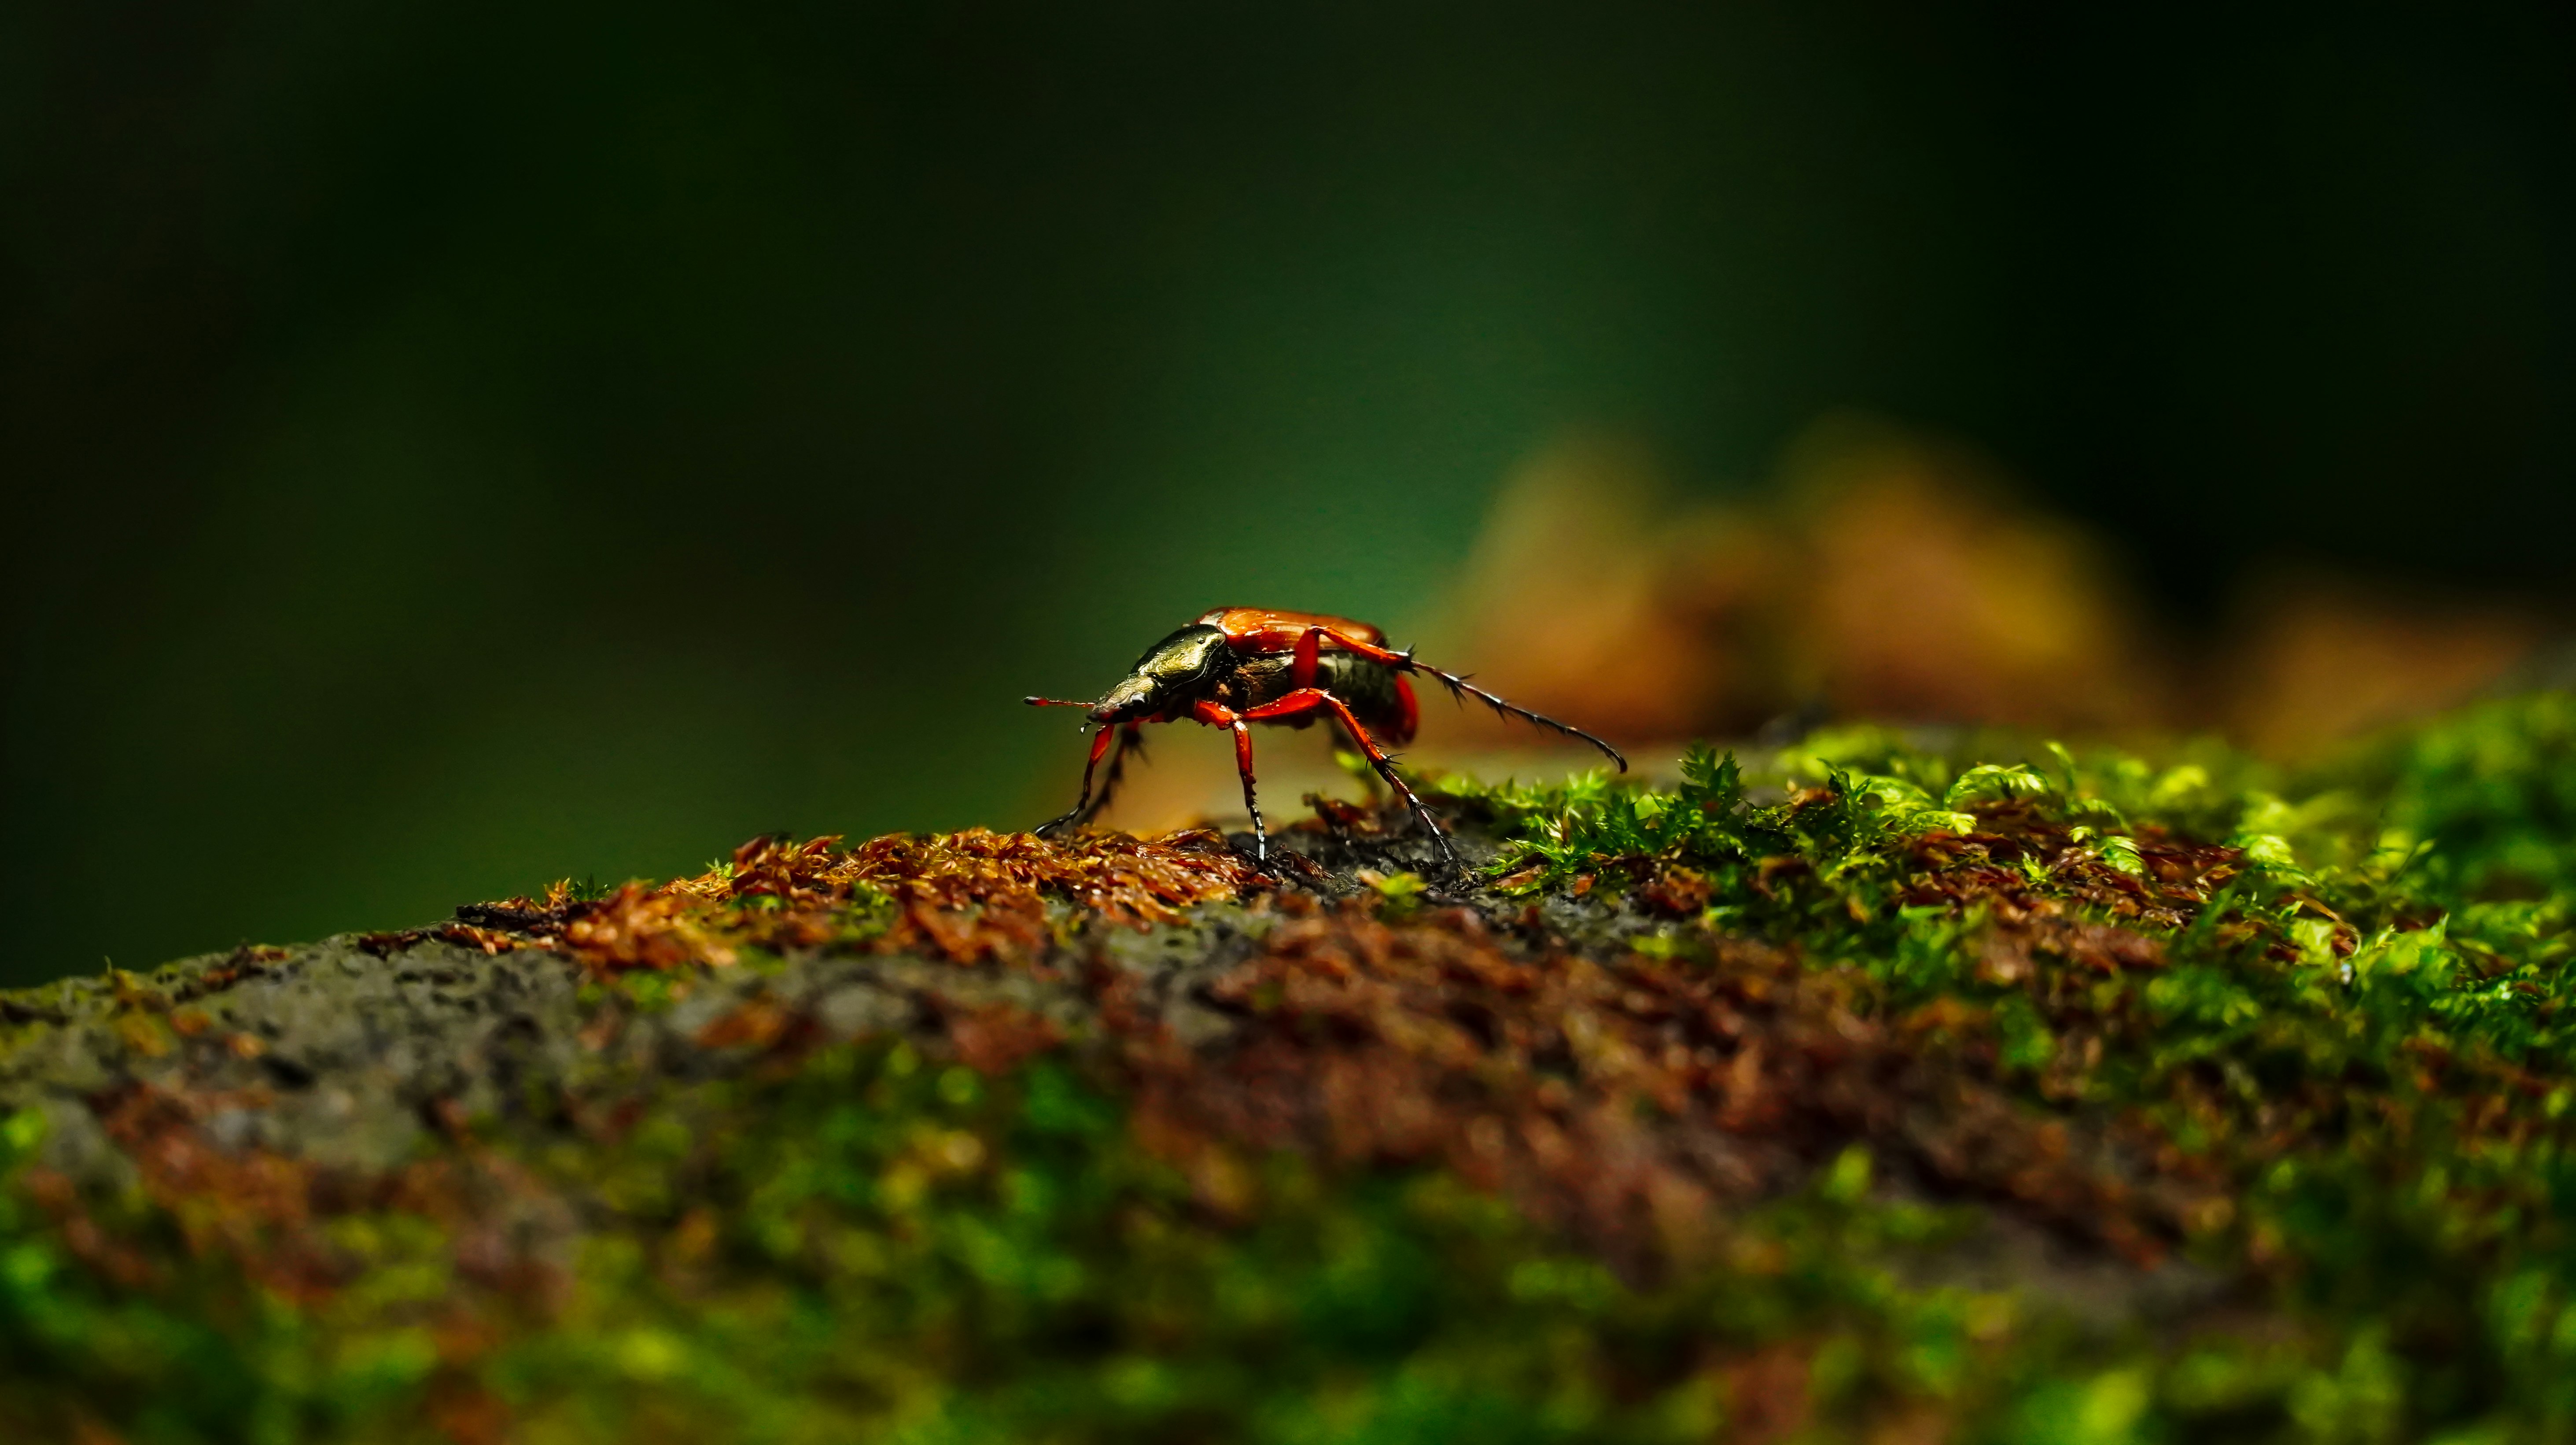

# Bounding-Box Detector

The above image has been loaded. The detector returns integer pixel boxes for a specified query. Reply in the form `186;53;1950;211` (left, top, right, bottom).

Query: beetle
1026;605;1626;870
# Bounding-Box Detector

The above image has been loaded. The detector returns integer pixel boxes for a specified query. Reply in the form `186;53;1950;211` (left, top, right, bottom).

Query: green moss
0;1053;2032;1442
1445;696;2576;1438
6;695;2576;1440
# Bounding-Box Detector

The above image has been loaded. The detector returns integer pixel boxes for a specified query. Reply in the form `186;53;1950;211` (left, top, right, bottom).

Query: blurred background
5;1;2572;985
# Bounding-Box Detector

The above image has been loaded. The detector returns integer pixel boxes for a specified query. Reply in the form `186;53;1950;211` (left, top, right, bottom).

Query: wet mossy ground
5;695;2576;1443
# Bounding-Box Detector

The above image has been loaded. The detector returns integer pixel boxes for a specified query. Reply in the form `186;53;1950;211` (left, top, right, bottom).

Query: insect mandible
1025;606;1627;871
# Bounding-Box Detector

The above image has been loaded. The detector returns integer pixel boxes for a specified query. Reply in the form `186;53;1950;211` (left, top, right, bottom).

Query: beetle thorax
1095;623;1230;721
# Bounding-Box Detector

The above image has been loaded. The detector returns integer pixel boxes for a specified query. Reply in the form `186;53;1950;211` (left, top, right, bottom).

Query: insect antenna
1408;656;1629;772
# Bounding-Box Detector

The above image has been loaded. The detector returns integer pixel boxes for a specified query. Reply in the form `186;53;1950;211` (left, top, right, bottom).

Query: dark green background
6;1;2572;985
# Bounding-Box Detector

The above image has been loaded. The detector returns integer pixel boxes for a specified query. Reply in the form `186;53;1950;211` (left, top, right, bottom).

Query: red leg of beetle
1190;700;1270;863
1331;714;1384;798
1239;688;1461;873
1083;721;1148;826
1292;626;1323;689
1294;626;1627;772
1035;723;1119;837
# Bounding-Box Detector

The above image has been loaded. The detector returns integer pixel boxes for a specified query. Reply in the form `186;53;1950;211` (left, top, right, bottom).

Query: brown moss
1103;896;2217;1281
65;1081;573;1326
943;1001;1067;1076
475;826;1265;975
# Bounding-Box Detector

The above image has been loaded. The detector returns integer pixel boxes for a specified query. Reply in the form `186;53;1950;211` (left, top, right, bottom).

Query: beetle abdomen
1234;651;1418;745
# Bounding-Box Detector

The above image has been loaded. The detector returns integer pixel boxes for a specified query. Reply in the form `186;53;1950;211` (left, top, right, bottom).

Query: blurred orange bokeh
1095;417;2561;834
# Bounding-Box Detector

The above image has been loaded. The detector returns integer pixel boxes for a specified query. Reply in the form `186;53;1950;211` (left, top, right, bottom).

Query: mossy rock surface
5;696;2576;1443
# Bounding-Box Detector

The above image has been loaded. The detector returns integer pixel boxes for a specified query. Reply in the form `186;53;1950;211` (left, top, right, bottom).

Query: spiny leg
1188;700;1273;864
1034;723;1118;837
1411;662;1625;770
1229;719;1267;863
1331;715;1385;800
1239;688;1462;874
1077;722;1147;828
1301;629;1382;796
1291;625;1627;771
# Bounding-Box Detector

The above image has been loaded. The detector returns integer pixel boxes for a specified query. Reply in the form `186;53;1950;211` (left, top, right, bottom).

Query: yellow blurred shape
2221;574;2544;757
1427;416;2172;742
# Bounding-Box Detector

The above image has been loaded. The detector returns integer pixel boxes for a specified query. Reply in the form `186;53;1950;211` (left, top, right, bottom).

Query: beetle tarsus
1398;792;1464;878
1240;768;1267;864
1417;665;1627;771
1034;722;1123;839
1220;718;1268;864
